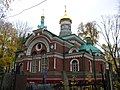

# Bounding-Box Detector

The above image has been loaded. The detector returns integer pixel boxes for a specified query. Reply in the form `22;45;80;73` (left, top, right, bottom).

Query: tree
13;20;32;50
97;15;120;82
0;20;32;73
0;0;14;19
0;0;14;9
0;20;18;73
77;22;99;45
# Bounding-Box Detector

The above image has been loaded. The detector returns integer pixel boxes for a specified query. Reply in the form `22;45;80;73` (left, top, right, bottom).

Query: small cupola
59;5;72;37
59;6;72;24
79;34;102;53
86;34;91;45
38;10;47;29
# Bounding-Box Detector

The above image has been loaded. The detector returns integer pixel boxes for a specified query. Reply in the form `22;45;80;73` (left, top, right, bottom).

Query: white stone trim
25;34;34;46
35;43;42;51
16;60;24;62
27;61;29;71
69;47;78;53
84;54;93;60
54;43;56;49
52;41;63;46
25;30;52;46
60;21;71;24
26;38;50;55
42;30;53;40
65;55;82;59
89;60;92;73
38;60;40;72
47;54;63;59
95;59;105;62
54;58;56;69
39;35;51;43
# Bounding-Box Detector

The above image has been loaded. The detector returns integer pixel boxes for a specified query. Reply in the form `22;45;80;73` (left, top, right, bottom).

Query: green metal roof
79;39;102;53
61;34;85;45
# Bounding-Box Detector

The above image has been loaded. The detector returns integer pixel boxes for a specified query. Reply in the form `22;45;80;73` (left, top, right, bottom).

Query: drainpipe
93;53;97;90
82;52;85;86
90;49;97;90
93;54;97;90
63;42;68;90
100;64;106;90
63;42;65;71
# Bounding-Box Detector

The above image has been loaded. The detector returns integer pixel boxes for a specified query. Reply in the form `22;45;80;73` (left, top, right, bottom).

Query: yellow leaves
0;49;3;56
78;22;99;45
0;21;18;70
0;39;2;45
0;56;14;68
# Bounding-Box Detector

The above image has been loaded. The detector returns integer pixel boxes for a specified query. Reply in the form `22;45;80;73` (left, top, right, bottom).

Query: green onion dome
79;34;102;53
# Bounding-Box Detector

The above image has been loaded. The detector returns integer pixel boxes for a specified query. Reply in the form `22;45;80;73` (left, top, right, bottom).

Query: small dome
60;14;71;20
60;15;72;24
59;5;72;23
41;15;45;18
86;34;91;38
79;34;102;53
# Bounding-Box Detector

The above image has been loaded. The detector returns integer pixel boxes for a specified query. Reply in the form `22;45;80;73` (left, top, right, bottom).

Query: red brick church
15;8;105;89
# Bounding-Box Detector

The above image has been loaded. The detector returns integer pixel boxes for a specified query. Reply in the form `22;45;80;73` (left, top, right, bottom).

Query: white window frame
54;58;56;69
70;59;79;72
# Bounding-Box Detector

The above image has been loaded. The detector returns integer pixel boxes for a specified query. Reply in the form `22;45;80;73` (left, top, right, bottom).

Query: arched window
70;59;79;72
31;51;38;73
41;50;48;72
72;50;77;53
69;48;78;53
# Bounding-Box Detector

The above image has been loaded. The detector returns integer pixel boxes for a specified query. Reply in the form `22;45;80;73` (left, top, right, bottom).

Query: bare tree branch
96;15;120;78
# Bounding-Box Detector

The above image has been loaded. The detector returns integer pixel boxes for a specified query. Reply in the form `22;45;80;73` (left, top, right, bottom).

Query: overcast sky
7;0;118;35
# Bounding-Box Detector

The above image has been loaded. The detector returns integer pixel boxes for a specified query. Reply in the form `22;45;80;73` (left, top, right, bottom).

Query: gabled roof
79;43;101;53
43;30;74;46
61;34;85;45
25;29;74;47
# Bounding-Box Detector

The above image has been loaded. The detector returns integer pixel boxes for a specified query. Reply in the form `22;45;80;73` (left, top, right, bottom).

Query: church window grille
70;59;79;72
32;56;37;73
72;60;78;72
41;50;47;72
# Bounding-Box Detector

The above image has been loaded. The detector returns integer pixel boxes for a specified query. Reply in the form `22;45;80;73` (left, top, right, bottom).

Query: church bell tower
59;6;72;37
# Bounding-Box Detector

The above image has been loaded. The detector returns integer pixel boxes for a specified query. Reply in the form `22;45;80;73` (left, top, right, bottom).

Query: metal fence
26;83;55;90
25;83;104;90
